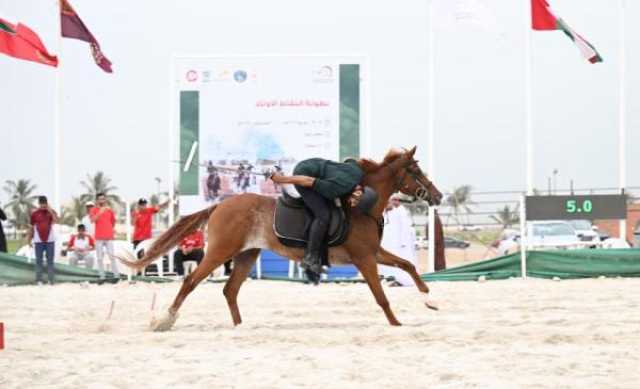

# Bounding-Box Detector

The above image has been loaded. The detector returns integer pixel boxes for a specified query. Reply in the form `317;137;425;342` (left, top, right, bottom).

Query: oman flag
0;18;58;67
531;0;602;64
60;0;112;73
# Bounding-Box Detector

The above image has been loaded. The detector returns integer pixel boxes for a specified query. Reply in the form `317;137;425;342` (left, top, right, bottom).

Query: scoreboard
525;195;627;221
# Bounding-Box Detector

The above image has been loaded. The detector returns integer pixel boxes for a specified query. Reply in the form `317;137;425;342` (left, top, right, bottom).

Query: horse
119;146;443;331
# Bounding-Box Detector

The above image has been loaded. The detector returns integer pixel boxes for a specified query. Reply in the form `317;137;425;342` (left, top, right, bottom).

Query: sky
1;0;639;208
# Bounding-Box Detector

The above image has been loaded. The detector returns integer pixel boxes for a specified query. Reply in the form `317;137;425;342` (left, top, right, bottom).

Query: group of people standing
26;193;120;284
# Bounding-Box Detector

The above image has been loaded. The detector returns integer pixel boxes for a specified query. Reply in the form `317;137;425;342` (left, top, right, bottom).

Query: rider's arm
270;173;315;188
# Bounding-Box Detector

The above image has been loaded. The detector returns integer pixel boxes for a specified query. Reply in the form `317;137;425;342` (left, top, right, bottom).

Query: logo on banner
202;70;212;83
312;65;334;83
186;70;198;82
234;70;248;83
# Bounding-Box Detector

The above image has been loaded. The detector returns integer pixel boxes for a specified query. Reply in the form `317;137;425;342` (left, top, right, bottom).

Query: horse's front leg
376;247;439;311
353;254;402;326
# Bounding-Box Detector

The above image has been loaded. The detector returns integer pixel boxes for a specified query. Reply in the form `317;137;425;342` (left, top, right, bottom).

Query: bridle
392;161;435;203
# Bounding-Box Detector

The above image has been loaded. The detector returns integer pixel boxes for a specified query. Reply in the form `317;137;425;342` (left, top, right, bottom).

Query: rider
270;157;364;283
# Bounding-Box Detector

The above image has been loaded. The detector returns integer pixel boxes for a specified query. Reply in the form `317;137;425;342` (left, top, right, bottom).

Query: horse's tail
118;204;217;270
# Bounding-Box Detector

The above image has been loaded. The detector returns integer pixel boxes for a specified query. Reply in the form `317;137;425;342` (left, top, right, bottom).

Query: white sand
1;278;639;388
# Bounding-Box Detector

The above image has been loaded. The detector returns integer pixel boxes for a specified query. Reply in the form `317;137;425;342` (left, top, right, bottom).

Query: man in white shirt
379;195;417;286
80;201;96;238
68;224;96;269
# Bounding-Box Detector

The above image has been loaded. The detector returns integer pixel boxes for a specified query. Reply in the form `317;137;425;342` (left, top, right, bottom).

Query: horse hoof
391;321;402;326
150;310;179;332
425;298;439;311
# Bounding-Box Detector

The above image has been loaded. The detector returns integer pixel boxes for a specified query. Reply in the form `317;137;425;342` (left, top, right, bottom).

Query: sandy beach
1;277;639;388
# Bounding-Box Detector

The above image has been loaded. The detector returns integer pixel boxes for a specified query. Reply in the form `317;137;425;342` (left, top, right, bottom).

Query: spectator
80;201;96;238
174;229;205;276
379;195;417;286
90;193;119;280
67;224;95;269
132;197;169;248
0;205;7;253
26;196;58;284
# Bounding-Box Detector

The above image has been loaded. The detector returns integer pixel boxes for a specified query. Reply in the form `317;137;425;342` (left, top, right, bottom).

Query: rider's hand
270;172;283;183
349;185;363;207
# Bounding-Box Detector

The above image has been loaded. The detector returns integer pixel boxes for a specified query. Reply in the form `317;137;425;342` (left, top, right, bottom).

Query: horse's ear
407;146;417;158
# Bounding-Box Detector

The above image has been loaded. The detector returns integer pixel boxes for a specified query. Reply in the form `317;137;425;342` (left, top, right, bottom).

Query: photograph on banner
176;56;364;215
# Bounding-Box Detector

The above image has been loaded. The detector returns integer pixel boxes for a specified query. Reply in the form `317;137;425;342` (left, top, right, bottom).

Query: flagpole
618;0;627;241
525;0;533;195
54;0;63;214
168;55;176;226
427;0;436;274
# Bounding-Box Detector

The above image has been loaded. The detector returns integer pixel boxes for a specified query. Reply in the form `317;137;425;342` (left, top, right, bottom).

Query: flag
0;17;58;67
60;0;112;72
531;0;602;64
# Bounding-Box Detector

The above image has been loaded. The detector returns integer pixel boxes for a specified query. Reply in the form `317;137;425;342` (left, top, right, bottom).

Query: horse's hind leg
151;245;238;331
223;249;260;326
353;255;402;326
376;248;439;311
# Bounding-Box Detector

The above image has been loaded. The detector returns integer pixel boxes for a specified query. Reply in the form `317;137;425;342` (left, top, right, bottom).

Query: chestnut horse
120;146;443;331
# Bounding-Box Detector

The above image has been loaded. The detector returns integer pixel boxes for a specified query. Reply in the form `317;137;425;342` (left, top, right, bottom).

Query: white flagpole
168;55;176;226
618;0;627;240
427;0;436;273
525;0;534;195
54;0;62;214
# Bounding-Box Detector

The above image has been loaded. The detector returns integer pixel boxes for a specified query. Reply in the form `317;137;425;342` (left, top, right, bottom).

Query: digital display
526;195;627;221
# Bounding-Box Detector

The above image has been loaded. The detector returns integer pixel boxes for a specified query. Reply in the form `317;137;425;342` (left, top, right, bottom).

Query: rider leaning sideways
270;157;364;283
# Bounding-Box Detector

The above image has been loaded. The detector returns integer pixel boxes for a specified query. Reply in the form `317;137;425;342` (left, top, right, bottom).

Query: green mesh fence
0;252;173;286
421;249;640;282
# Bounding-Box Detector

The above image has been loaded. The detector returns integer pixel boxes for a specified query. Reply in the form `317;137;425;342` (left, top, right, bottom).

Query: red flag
531;0;558;30
0;18;58;67
530;0;602;64
60;0;112;73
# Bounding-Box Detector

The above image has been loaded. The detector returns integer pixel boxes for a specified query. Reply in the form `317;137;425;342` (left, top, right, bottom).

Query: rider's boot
302;218;327;285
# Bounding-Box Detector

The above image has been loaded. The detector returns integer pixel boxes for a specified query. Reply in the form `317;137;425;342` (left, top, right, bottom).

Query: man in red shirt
68;224;96;269
89;192;119;280
173;229;205;276
26;196;58;284
132;197;169;248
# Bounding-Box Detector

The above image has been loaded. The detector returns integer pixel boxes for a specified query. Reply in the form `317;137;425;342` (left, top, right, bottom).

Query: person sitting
270;157;364;284
174;229;205;276
68;224;96;270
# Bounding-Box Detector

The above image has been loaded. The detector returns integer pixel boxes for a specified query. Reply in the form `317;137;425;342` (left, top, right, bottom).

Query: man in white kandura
379;194;417;286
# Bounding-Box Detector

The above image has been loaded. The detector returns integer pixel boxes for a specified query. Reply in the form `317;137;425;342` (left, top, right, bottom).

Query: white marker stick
183;141;199;172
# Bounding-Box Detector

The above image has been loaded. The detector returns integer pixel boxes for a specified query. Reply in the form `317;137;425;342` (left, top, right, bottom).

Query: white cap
85;201;95;206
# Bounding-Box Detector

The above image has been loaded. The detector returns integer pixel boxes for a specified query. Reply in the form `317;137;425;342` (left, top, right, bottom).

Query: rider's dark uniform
292;158;364;283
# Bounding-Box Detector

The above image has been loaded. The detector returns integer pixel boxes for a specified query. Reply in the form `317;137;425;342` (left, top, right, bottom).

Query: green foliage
79;171;121;205
490;205;520;229
60;197;87;227
3;179;38;237
445;185;474;225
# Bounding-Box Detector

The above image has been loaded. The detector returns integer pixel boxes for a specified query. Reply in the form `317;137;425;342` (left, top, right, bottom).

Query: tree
79;171;121;205
3;179;38;237
59;197;86;227
445;185;474;225
490;205;520;229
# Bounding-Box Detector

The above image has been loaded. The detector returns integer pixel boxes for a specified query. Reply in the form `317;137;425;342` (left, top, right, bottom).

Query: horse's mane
356;148;405;174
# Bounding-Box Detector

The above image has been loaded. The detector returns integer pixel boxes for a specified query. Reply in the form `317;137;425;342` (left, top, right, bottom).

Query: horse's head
392;146;443;206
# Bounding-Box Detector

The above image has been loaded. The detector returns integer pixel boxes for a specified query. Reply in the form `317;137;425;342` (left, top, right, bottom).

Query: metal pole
525;0;534;195
618;0;627;241
427;0;436;274
519;194;527;279
428;0;435;181
54;0;63;214
168;55;176;225
428;206;436;273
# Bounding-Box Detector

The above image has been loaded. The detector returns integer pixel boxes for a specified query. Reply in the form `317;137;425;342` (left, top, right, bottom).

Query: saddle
273;186;379;248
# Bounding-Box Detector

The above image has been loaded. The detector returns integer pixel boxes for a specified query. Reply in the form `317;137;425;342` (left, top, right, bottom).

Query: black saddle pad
274;192;349;248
